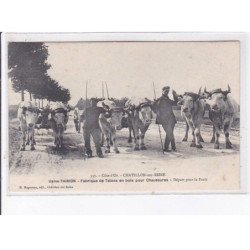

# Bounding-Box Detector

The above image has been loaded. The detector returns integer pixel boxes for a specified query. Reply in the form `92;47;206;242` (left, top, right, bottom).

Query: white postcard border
1;32;249;214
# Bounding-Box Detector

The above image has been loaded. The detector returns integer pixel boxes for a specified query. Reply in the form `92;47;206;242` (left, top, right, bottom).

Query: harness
139;102;151;108
184;92;200;99
126;102;151;112
102;107;124;119
22;106;39;114
54;108;67;114
207;88;230;100
210;88;223;96
110;107;124;113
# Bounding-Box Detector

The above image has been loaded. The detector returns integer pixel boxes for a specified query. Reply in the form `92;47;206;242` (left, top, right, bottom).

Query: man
73;107;80;132
153;86;178;152
81;98;104;158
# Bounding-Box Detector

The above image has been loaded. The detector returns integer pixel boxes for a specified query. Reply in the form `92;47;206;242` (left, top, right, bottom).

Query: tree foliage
8;42;71;103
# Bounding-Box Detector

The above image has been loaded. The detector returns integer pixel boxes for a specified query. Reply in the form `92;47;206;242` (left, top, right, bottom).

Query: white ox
98;99;124;154
204;86;239;149
177;91;206;148
125;97;153;151
17;101;40;151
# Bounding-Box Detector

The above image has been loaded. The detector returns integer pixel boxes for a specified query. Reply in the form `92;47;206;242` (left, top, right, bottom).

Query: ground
8;111;240;194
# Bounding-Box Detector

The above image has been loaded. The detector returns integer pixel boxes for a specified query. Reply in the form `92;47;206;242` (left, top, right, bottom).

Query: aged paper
6;38;241;194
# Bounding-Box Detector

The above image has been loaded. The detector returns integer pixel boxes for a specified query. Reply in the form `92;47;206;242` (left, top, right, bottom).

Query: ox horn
203;87;212;98
198;87;202;95
204;87;209;94
222;84;231;98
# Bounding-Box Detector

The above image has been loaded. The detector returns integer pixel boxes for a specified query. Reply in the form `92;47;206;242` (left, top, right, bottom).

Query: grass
9;121;22;168
9;105;18;120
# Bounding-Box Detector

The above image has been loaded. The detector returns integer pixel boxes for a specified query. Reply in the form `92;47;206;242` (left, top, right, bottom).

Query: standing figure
152;86;178;152
82;98;104;158
73;107;80;132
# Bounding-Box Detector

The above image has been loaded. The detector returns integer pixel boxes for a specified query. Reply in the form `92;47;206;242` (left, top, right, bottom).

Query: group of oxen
17;101;70;151
17;85;239;154
73;85;239;155
177;86;239;149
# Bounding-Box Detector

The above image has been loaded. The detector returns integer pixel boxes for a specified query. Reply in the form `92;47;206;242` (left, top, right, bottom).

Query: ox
17;101;40;151
125;98;153;151
35;107;50;130
120;113;135;143
98;100;124;154
48;104;69;149
204;85;239;149
177;90;206;148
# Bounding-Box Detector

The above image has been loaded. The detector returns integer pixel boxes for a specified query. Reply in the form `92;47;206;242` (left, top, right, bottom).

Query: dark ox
178;90;206;148
125;99;153;151
17;102;40;151
49;108;68;149
120;113;134;143
98;101;124;153
35;107;50;129
204;85;239;149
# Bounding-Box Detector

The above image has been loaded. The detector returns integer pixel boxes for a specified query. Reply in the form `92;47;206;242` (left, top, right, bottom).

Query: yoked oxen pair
98;99;124;153
48;103;69;149
204;85;239;149
18;101;40;151
125;97;153;151
177;89;206;148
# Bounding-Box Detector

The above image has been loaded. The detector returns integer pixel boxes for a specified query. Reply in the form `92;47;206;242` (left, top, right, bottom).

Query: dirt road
9;113;240;193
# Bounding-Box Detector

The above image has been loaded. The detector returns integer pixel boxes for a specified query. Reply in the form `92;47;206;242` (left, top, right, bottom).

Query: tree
8;42;71;104
8;42;50;101
33;75;71;103
60;87;71;103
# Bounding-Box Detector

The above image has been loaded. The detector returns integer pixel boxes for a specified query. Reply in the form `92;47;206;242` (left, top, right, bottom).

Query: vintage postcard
1;33;246;194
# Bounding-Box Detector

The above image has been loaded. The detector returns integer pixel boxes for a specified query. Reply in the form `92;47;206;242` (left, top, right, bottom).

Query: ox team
17;85;239;158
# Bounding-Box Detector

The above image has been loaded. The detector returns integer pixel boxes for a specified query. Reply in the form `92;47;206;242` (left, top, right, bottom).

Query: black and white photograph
2;33;243;194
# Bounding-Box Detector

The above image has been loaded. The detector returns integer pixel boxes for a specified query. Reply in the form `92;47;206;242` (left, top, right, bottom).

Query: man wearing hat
153;86;179;152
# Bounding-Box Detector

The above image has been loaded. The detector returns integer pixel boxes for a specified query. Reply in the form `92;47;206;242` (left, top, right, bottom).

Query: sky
9;41;240;105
